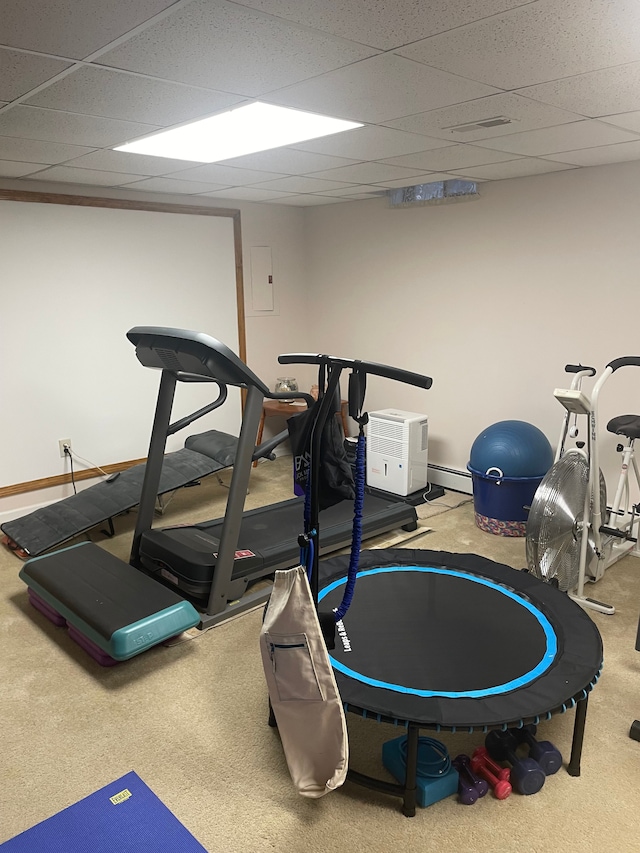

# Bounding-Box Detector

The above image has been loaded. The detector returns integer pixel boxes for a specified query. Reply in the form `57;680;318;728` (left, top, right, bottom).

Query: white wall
303;160;640;495
1;200;241;479
0;178;309;520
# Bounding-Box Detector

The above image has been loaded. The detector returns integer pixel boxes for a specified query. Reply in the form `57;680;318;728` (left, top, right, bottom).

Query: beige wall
303;160;640;493
3;158;640;519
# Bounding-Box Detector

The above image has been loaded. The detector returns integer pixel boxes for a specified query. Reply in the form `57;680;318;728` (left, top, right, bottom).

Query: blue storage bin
467;465;543;537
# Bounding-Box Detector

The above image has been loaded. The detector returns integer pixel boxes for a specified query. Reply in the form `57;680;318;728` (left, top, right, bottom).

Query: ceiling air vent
388;179;479;209
444;116;514;133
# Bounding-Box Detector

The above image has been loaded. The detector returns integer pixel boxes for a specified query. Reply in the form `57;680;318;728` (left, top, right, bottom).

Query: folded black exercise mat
1;430;242;558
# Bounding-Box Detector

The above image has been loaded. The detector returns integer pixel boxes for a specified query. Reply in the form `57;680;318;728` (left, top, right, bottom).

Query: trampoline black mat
318;548;603;730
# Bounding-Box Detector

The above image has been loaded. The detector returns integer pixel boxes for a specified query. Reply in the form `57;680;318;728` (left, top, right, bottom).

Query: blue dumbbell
485;730;545;795
509;724;563;775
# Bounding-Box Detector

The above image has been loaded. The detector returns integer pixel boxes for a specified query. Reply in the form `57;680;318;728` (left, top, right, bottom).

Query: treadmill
127;327;422;628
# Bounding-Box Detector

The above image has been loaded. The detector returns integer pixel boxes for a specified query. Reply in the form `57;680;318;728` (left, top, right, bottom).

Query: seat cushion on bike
606;415;640;439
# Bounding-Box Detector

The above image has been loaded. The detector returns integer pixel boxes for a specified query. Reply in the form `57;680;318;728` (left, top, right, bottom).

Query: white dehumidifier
366;409;429;497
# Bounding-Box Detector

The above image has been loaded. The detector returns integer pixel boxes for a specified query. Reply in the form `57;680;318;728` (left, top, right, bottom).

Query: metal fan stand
527;359;640;615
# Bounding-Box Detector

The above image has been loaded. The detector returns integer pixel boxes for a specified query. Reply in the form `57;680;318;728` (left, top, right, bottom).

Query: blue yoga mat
1;771;207;852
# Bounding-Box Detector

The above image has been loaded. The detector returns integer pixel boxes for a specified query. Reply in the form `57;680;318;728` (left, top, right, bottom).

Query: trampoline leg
567;694;589;777
402;723;419;817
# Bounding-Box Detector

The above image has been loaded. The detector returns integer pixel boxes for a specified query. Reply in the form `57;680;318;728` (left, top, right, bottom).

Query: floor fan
526;448;608;607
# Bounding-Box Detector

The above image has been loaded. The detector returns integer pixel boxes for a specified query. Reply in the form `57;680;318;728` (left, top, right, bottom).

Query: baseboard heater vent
428;464;472;495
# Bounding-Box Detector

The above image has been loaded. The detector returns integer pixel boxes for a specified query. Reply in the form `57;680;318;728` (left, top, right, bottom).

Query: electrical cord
399;735;451;778
64;446;77;494
65;447;120;482
422;491;473;510
65;447;109;477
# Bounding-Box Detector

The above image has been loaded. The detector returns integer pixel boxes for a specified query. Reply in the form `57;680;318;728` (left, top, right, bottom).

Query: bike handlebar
564;364;596;376
607;356;640;372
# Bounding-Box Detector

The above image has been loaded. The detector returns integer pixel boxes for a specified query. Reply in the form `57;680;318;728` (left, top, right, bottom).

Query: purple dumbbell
453;754;490;805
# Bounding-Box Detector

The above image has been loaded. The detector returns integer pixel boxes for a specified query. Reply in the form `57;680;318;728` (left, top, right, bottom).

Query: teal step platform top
19;541;200;660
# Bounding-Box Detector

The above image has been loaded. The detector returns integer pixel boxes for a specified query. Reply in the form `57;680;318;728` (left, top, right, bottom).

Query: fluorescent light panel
115;102;363;163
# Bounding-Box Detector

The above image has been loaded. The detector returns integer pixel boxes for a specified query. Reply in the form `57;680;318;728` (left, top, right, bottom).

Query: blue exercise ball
469;420;553;479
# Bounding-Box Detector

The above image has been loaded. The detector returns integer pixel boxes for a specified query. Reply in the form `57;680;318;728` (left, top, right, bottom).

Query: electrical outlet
58;439;72;458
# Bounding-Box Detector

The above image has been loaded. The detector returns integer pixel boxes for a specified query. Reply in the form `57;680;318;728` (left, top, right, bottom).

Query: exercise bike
526;358;640;615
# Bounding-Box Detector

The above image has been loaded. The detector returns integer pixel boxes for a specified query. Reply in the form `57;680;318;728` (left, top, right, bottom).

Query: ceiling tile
200;187;295;201
25;165;145;185
474;120;640;156
234;0;532;50
385;93;584;142
0;135;94;163
316;184;387;196
599;111;640;134
518;62;640;119
267;53;499;123
0;160;50;178
166;164;288;185
218;147;358;174
0;0;178;58
0;48;72;101
3;0;640;198
0;105;159;146
25;66;245;126
398;0;640;89
376;172;462;188
270;194;344;206
251;175;356;192
329;192;382;200
380;144;517;171
309;161;427;183
540;140;640;167
122;177;231;193
453;157;575;180
291;125;453;160
99;0;378;96
61;148;204;175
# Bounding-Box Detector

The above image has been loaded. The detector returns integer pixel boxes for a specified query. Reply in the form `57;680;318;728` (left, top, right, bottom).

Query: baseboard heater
427;464;473;495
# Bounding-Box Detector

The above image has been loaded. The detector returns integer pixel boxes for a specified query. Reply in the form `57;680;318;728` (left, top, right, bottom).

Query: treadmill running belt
138;493;418;601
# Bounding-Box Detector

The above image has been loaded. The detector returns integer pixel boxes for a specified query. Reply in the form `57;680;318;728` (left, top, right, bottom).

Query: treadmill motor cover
139;527;262;598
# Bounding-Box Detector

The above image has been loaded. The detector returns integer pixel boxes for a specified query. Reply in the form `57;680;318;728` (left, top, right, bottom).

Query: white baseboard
0;477;101;527
428;464;473;495
0;498;56;526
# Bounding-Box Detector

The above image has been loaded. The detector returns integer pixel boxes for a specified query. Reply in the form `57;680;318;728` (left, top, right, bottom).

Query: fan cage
526;450;606;592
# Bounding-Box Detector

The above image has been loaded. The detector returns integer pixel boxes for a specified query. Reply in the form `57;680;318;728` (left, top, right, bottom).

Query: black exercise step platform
19;541;199;662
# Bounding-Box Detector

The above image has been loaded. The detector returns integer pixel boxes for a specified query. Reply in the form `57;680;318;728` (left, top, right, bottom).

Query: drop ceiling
2;0;640;206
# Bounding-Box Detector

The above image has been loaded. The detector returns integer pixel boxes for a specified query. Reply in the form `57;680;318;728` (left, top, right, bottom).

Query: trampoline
259;349;602;814
318;547;603;815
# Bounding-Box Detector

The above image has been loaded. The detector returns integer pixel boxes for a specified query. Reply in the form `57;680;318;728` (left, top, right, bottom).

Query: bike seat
607;415;640;439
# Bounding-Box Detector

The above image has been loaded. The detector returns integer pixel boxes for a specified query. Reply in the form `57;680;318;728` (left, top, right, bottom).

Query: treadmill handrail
167;382;227;436
278;353;432;390
127;326;270;393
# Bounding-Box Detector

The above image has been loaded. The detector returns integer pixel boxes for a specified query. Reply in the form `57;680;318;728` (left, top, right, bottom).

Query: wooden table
254;398;350;465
